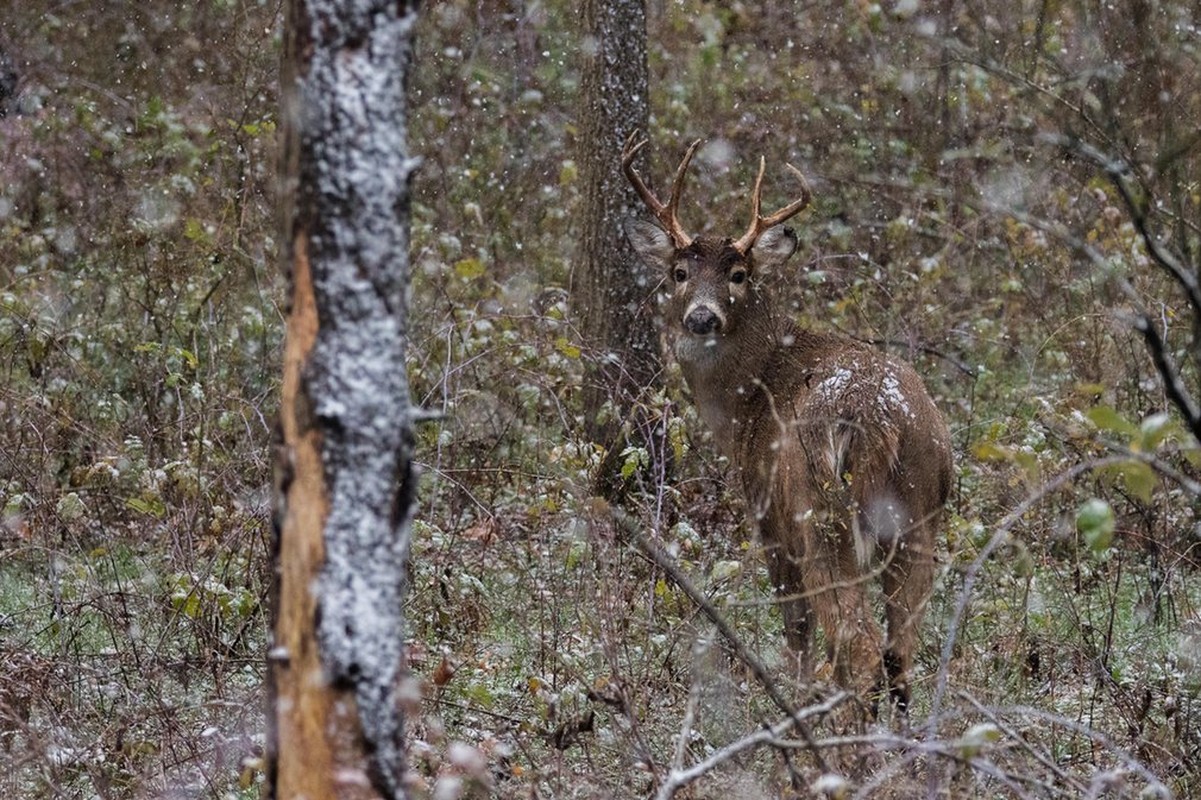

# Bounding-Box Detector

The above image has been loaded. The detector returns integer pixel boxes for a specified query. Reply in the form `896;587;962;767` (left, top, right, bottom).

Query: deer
621;135;953;714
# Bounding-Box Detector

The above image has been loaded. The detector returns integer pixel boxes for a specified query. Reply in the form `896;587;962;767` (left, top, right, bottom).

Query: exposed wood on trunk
267;1;420;798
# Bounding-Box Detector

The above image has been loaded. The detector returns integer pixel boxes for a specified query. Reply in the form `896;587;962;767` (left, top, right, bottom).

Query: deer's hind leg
749;428;818;678
792;424;885;694
879;516;936;716
797;507;884;695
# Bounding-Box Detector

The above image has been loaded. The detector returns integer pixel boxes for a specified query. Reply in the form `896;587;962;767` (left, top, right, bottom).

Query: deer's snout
684;305;723;335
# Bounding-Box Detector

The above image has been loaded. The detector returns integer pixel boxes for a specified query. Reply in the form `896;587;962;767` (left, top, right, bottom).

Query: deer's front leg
763;537;813;678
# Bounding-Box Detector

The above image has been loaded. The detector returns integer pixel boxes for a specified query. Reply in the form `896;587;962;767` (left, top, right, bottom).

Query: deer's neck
674;298;809;464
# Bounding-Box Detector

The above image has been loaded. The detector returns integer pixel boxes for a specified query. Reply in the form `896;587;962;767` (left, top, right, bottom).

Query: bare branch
654;693;850;800
923;456;1138;742
607;505;835;771
974;198;1201;448
1039;133;1201;319
1135;313;1201;445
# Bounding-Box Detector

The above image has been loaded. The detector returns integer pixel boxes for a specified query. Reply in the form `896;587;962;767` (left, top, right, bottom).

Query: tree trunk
572;0;657;499
267;1;420;798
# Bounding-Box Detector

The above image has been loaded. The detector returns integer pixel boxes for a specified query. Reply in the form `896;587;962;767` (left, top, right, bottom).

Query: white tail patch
859;493;908;567
824;422;854;481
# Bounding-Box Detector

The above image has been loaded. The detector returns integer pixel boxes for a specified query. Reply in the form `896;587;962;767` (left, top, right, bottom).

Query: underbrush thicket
1;1;1199;797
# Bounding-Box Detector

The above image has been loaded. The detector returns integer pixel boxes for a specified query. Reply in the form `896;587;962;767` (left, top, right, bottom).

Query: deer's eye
729;269;747;285
673;267;688;283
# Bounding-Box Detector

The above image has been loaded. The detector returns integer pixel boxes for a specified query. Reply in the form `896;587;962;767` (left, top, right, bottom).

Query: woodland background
2;0;1200;797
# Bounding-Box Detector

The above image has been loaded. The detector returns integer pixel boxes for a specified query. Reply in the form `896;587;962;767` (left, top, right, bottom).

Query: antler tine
621;133;696;249
621;134;660;212
665;139;701;243
733;159;813;253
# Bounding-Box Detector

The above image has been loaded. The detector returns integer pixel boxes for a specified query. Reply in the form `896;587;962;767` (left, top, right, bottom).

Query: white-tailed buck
622;136;953;712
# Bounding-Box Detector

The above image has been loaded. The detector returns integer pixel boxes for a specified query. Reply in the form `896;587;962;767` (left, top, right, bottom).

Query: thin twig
1003;705;1172;792
923;456;1134;746
668;675;701;775
654;692;850;800
607;505;836;772
1039;133;1201;319
956;690;1083;793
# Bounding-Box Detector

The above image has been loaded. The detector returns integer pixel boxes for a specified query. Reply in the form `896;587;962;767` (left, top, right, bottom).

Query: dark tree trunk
0;47;18;117
572;0;658;499
267;1;419;798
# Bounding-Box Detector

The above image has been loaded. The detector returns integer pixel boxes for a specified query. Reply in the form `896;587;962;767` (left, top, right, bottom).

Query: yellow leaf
554;338;582;359
972;441;1011;462
453;257;485;280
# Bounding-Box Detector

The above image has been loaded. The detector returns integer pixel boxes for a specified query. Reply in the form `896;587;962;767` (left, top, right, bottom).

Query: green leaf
667;415;689;464
565;540;587;570
1136;412;1173;451
1087;405;1137;437
1098;459;1157;503
55;492;86;521
619;446;647;480
126;496;166;518
558;159;578;186
972;441;1011;462
955;723;1002;758
182;218;208;242
710;560;742;582
172;588;202;619
1119;460;1156;503
1076;498;1115;554
465;682;495;709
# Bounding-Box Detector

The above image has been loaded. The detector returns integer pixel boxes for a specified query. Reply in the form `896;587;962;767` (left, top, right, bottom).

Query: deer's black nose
685;307;721;335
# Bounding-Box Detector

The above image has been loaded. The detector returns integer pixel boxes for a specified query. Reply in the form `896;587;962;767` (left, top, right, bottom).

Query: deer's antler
621;133;699;249
732;158;812;253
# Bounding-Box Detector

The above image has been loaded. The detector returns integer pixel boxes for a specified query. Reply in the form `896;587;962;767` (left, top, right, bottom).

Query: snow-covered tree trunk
572;0;655;499
268;1;419;798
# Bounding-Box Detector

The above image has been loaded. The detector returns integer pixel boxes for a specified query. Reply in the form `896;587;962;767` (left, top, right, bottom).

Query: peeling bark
268;1;419;798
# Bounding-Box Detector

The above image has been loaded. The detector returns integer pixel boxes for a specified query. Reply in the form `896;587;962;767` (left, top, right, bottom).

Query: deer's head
622;136;812;339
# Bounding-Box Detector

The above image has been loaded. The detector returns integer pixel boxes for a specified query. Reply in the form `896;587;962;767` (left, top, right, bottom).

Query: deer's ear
625;219;676;265
751;226;799;272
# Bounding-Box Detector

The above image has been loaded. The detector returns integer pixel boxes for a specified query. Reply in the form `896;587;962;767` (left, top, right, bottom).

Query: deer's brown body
623;137;953;710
